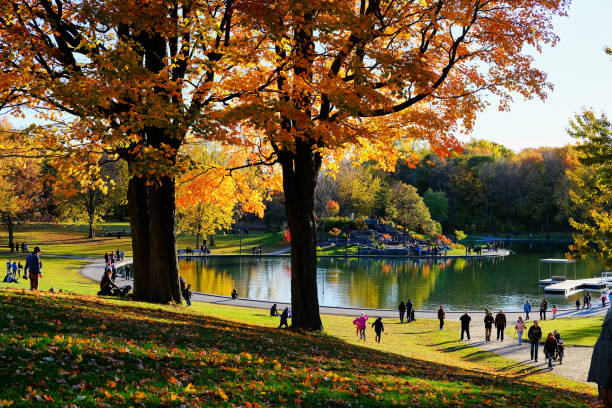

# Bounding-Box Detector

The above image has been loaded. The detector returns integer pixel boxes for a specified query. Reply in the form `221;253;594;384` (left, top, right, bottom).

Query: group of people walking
398;300;414;323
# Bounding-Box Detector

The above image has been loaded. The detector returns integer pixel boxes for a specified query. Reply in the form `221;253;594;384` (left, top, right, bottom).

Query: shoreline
79;256;609;318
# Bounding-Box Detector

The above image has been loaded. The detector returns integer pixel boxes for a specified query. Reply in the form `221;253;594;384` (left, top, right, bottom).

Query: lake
178;244;605;311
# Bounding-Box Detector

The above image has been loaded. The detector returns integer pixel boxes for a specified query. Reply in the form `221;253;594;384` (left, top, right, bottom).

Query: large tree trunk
7;215;14;250
127;175;152;300
148;175;181;303
87;189;96;238
280;141;323;331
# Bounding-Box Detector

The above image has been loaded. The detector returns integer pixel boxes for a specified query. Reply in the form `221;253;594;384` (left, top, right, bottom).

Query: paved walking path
80;257;607;383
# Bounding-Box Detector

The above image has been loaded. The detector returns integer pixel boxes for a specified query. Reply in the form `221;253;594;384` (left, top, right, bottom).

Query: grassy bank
0;289;599;407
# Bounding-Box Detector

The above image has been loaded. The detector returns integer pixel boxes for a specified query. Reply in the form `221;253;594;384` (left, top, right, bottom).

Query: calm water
178;244;605;311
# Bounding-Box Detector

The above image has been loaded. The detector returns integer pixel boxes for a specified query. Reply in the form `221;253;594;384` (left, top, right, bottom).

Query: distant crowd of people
8;241;28;254
3;246;43;290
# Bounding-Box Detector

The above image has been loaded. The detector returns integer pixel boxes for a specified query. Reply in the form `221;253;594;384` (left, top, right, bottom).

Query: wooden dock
543;278;607;296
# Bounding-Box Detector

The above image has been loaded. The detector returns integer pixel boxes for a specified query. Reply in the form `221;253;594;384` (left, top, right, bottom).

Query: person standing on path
588;308;612;408
484;311;494;341
583;293;589;309
495;310;506;341
552;304;558;319
528;320;542;362
515;316;526;345
576;298;581;310
543;332;558;369
371;317;384;343
553;329;564;364
460;312;471;341
540;298;548;320
602;292;608;308
399;301;406;323
524;301;531;320
438;306;445;330
588;292;593;308
24;246;42;291
407;299;414;322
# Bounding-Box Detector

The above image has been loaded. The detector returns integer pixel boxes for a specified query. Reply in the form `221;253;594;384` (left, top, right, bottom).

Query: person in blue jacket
524;300;532;320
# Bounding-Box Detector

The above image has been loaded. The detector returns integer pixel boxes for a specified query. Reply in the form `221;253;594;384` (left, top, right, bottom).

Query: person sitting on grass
3;269;19;283
278;307;289;329
270;304;278;316
98;267;119;296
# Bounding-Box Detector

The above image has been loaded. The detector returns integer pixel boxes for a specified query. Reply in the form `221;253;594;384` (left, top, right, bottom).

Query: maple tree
229;0;568;330
567;110;612;268
0;121;50;249
0;0;268;303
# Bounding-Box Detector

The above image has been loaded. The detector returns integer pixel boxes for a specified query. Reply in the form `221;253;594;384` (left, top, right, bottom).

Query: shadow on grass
0;289;598;408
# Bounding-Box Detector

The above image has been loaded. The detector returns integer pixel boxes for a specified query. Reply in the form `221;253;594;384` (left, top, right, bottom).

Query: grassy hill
0;289;599;407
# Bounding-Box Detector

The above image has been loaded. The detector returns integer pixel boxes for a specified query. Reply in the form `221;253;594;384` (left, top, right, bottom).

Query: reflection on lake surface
178;244;604;311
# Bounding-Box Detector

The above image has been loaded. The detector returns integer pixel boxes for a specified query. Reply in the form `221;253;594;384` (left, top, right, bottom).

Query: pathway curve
79;257;607;383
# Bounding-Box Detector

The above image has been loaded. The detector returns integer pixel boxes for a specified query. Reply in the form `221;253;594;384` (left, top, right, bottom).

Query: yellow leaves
0;399;14;407
216;387;229;401
184;383;196;393
76;354;83;363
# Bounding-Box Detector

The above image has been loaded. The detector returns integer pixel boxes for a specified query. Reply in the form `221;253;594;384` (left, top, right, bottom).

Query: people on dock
407;299;414;322
437;306;445;330
231;289;238;300
524;300;531;320
353;313;368;341
484;311;494;341
371;317;384;343
588;308;612;408
528;320;542;362
495;310;506;341
544;332;558;369
24;246;42;291
460;312;471;341
279;307;289;329
540;298;548;320
553;329;564;364
399;301;406;323
552;304;558;319
515;316;526;345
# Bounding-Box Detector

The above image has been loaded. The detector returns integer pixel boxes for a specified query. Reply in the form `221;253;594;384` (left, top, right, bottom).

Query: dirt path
457;324;594;383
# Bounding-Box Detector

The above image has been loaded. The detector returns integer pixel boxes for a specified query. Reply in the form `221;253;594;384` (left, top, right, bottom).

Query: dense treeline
262;139;579;235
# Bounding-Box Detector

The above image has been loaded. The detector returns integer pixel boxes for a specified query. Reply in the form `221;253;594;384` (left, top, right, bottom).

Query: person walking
602;292;608;308
353;313;368;341
528;320;542;362
515;316;526;345
540;298;548;320
524;300;531;320
407;299;414;322
553;329;564;364
484;311;494;341
371;317;384;343
399;301;406;323
552;304;558;319
24;246;42;291
576;298;581;310
460;312;471;341
543;332;558;369
437;306;445;330
494;310;506;341
279;307;290;328
588;308;612;408
584;293;589;309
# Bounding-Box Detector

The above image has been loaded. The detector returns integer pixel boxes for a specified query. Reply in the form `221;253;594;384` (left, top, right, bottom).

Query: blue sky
464;0;612;151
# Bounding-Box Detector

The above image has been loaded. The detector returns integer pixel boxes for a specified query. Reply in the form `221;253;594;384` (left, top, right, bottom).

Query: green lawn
0;223;605;406
0;289;599;407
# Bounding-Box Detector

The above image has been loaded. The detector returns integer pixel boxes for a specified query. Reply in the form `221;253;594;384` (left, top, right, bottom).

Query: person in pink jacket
353;313;369;341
